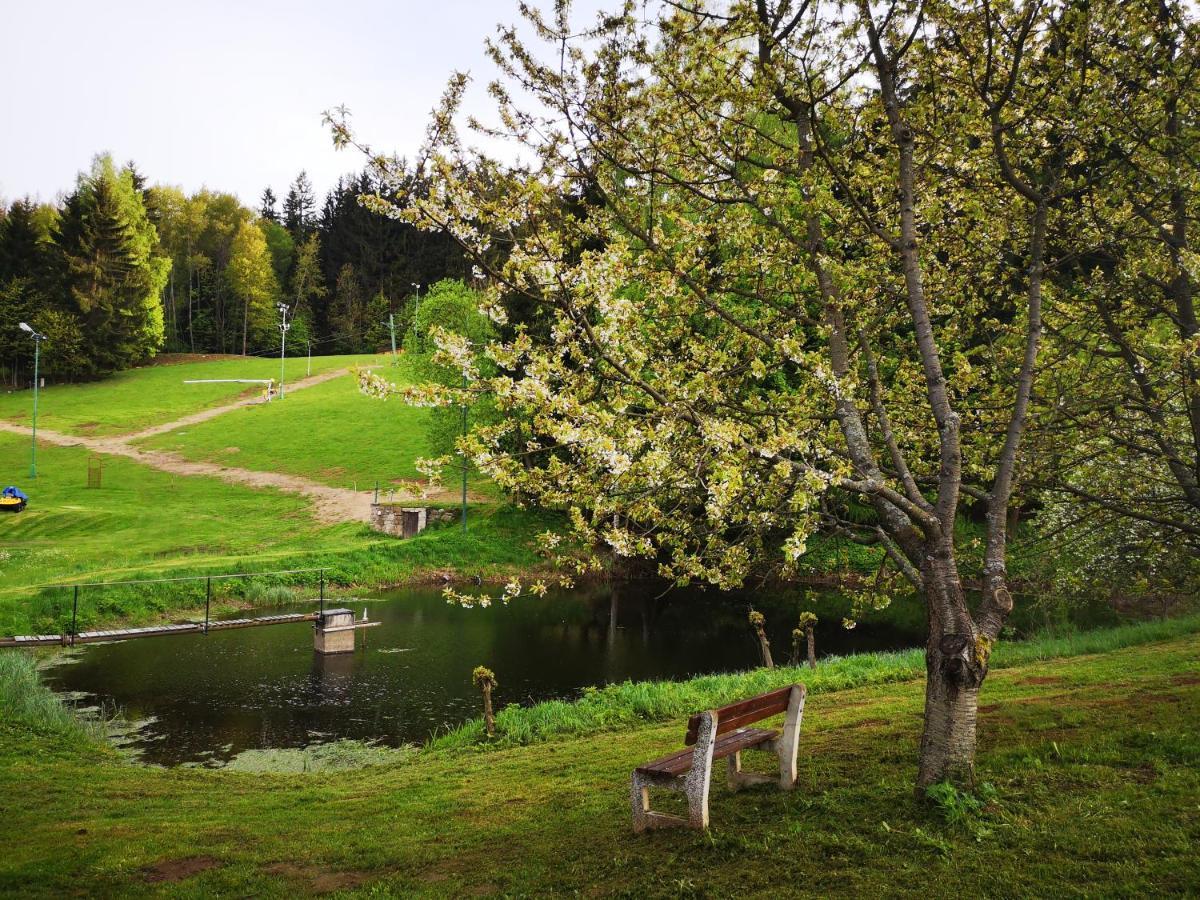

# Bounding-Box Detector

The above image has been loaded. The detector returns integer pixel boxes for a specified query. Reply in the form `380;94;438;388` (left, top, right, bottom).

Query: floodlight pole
461;370;468;533
20;323;46;478
410;282;421;347
30;335;40;479
277;304;292;399
307;340;311;377
388;313;397;365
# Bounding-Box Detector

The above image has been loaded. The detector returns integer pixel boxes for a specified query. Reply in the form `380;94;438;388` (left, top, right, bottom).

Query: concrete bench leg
776;685;807;789
631;711;717;832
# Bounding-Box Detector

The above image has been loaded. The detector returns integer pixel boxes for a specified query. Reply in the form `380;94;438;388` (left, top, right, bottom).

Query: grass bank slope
138;365;495;495
0;634;1196;896
0;432;552;634
143;369;431;488
0;354;382;437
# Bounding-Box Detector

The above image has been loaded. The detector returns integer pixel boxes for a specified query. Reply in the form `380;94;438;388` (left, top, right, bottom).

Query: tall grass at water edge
0;652;105;746
430;613;1200;752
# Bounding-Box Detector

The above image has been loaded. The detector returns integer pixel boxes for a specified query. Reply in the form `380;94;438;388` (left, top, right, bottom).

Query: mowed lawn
1;634;1196;897
0;354;385;437
139;368;434;488
0;433;360;603
138;364;497;495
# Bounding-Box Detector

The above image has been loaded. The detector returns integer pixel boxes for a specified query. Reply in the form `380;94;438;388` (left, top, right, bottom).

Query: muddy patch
1170;674;1200;686
264;861;369;894
143;856;220;883
1022;676;1066;686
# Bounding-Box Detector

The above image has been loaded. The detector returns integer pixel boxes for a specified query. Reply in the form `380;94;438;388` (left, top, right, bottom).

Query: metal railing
55;568;330;645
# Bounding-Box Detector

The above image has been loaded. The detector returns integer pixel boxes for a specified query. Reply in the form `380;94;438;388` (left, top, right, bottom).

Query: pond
44;582;931;766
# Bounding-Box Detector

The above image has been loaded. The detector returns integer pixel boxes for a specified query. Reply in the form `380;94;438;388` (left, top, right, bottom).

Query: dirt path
0;367;475;525
126;367;354;440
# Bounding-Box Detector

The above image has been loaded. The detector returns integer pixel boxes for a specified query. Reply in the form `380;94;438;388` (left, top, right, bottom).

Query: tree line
0;158;469;383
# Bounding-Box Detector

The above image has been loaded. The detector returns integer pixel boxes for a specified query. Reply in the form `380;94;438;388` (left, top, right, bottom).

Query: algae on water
211;739;417;773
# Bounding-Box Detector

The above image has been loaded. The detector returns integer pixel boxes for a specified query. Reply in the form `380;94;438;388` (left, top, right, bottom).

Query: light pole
19;322;46;479
409;282;421;348
460;368;469;532
277;303;292;399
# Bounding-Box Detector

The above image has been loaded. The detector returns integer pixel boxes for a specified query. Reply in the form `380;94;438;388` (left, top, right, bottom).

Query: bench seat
631;683;806;831
635;727;778;777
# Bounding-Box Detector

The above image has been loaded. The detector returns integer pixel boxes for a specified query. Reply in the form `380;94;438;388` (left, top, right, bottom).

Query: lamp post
277;303;292;399
19;322;46;479
409;282;421;347
461;369;469;533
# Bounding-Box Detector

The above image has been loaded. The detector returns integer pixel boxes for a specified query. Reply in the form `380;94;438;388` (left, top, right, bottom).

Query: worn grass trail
0;367;384;524
0;354;382;437
1;635;1197;897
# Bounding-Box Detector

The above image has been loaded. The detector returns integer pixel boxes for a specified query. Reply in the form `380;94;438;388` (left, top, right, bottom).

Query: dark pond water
44;582;932;766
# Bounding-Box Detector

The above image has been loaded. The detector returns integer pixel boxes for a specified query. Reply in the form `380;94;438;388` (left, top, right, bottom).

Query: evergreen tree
0;199;45;282
260;187;279;223
282;171;316;240
54;155;168;374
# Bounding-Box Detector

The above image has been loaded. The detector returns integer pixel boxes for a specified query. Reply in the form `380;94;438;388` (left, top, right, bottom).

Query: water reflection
44;582;927;765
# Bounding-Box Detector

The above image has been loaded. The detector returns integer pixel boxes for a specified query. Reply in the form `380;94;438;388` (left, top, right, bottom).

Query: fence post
319;571;325;616
71;585;79;647
205;577;212;635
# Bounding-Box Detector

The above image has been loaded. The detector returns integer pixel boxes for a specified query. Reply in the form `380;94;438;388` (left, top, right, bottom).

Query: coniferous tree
282;171;316;241
260;187;279;223
54;155;168;374
0;199;45;282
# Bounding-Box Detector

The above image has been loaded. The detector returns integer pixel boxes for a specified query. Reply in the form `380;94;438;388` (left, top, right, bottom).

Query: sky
0;0;608;209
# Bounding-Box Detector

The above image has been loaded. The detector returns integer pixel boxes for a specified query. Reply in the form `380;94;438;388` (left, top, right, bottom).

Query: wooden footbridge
0;613;320;648
0;569;339;650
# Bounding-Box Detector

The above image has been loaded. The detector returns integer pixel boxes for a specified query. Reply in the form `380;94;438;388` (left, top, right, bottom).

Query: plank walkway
0;612;318;648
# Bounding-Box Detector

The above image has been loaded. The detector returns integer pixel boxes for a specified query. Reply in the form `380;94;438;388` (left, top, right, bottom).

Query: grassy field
0;431;552;635
0;354;384;436
1;628;1196;896
138;364;494;494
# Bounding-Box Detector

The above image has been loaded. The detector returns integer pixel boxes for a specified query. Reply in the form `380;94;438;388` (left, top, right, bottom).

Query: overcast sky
0;0;608;208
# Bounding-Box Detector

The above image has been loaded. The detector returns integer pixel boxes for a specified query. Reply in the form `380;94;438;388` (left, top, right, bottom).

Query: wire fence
47;568;332;645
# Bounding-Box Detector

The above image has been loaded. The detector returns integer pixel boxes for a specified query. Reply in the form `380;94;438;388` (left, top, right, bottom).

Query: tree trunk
482;684;495;736
916;670;981;791
805;627;816;670
754;624;774;669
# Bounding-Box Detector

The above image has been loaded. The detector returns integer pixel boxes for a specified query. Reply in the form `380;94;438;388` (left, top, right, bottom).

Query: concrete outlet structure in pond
313;608;357;654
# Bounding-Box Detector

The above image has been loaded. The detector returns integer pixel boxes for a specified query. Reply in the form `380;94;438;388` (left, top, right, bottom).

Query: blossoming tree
332;0;1152;790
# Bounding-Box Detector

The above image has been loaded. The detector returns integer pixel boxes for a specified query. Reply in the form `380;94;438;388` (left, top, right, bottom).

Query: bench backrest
684;685;797;746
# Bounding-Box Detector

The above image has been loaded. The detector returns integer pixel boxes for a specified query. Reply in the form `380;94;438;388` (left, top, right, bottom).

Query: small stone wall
369;505;459;538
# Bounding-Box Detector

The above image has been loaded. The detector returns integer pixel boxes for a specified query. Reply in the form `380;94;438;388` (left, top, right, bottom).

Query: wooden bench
630;684;806;832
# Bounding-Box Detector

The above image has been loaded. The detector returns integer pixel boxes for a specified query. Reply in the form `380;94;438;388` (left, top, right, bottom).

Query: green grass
0;353;383;436
0;633;1196;895
430;612;1200;750
0;652;102;746
137;364;494;493
0;432;553;635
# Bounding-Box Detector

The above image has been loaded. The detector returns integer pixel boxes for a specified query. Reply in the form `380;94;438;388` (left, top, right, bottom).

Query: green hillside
0;354;384;437
137;364;494;493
